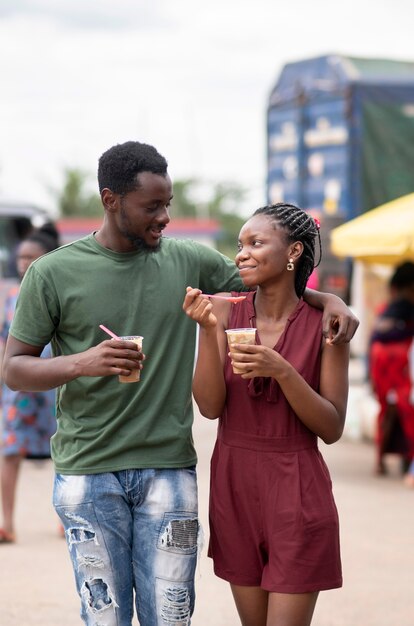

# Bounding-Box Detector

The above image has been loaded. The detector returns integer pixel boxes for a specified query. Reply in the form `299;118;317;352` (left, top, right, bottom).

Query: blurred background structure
266;54;414;302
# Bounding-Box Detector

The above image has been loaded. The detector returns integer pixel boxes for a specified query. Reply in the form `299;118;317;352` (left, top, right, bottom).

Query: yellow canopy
330;192;414;265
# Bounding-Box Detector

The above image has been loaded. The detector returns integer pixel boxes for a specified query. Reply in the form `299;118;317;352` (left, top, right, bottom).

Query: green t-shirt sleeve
195;243;245;293
10;263;58;347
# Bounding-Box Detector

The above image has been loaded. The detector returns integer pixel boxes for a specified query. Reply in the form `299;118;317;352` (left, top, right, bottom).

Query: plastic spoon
202;294;247;303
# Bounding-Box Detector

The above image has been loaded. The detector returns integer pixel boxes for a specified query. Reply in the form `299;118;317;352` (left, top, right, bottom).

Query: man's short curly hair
98;141;168;195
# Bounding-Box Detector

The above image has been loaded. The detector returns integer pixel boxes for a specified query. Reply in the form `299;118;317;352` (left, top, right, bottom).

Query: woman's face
235;214;292;288
16;240;47;278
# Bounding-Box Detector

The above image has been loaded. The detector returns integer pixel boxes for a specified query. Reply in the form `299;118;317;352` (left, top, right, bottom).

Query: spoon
202;294;247;303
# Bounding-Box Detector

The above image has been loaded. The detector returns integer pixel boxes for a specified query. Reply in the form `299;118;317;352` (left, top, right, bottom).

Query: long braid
253;203;322;297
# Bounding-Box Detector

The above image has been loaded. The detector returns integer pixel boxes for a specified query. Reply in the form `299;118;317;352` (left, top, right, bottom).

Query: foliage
215;211;245;259
170;178;246;257
170;179;198;217
52;168;102;217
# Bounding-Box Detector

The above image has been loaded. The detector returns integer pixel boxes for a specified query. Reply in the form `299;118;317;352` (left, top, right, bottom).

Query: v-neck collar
244;291;305;351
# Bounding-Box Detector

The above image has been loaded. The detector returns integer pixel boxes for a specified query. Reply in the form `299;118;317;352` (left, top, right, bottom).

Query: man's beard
124;233;163;253
119;202;163;253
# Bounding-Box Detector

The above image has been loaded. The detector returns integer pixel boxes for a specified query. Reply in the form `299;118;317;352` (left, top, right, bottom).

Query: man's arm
2;335;144;391
303;288;359;345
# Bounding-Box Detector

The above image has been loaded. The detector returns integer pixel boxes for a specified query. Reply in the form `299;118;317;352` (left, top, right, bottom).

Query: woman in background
0;228;59;543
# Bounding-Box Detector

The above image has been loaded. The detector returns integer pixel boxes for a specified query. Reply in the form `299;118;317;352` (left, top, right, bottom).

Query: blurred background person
369;262;414;479
0;227;60;544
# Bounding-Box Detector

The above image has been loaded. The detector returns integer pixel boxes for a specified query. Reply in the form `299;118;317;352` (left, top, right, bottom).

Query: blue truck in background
266;54;414;300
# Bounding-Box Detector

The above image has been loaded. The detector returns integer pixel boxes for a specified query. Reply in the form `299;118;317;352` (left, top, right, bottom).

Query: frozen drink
118;335;143;383
225;328;256;374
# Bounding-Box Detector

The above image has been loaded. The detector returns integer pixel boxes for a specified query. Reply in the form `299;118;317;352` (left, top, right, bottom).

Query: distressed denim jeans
53;468;199;626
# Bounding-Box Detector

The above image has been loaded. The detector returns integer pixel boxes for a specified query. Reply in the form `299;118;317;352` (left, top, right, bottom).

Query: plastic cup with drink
225;328;256;374
99;325;143;383
117;335;143;383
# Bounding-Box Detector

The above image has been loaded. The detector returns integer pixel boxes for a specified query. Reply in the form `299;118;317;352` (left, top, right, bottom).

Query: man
3;141;358;625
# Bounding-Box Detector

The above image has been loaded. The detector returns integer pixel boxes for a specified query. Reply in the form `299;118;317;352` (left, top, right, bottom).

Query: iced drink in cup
118;335;143;383
225;328;256;374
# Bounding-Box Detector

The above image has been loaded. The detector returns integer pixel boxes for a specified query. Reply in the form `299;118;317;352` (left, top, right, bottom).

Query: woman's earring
287;258;294;271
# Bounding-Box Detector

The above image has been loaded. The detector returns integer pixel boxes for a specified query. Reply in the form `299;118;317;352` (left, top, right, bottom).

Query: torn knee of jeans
63;512;98;547
81;578;119;614
68;527;95;544
160;518;198;550
161;586;191;625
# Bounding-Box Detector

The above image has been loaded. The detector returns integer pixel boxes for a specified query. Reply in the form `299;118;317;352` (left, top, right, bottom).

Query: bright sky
0;0;413;217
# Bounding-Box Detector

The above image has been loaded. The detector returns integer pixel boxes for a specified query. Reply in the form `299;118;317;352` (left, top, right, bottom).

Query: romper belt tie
218;427;317;452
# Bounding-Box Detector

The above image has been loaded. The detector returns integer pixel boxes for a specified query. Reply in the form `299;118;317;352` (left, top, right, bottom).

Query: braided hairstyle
253;202;322;297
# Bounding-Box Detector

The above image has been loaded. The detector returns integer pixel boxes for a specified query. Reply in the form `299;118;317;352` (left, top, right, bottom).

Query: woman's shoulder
296;298;323;322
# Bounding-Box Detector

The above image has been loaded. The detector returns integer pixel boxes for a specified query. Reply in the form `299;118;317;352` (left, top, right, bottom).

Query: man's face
115;172;173;252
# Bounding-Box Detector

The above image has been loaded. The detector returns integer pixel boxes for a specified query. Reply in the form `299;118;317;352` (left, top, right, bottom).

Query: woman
0;229;59;544
183;202;349;626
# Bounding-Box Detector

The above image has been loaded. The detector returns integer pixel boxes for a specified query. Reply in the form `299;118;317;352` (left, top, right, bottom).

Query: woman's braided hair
253;202;322;297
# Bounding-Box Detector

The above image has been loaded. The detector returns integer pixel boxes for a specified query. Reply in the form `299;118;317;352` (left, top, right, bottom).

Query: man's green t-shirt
10;235;243;474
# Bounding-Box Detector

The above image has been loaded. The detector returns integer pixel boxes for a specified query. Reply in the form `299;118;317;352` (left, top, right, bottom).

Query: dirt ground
1;408;414;625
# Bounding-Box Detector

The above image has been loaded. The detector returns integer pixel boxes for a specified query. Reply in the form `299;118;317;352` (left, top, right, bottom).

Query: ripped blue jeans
53;468;199;626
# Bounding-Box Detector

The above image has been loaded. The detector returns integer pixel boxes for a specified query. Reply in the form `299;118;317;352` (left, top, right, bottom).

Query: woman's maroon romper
208;292;342;593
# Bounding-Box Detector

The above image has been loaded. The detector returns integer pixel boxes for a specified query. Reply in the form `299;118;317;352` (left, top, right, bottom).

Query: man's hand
322;300;359;345
74;339;145;378
303;289;359;345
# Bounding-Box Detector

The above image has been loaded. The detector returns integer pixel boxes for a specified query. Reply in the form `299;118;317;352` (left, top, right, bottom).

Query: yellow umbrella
330;192;414;265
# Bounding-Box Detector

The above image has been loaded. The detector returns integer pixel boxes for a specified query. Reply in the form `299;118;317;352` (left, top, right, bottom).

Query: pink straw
99;324;120;340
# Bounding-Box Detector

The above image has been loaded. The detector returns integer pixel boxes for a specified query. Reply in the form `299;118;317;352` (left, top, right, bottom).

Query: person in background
183;202;350;626
37;221;60;248
2;141;358;624
6;219;60;279
369;261;414;479
0;228;60;544
405;340;414;487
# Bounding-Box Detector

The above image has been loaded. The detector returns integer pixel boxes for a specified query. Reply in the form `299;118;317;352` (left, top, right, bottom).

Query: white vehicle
0;200;52;279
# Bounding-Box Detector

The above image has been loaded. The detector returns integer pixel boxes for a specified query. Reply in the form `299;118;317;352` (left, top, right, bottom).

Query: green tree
53;168;102;217
170;179;198;217
206;182;246;258
170;179;246;257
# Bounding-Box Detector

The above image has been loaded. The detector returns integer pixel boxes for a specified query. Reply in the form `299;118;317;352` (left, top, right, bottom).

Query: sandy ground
1;406;414;625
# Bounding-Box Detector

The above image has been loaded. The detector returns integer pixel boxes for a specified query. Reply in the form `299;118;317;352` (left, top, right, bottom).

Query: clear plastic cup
225;328;256;374
118;335;143;383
